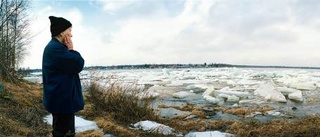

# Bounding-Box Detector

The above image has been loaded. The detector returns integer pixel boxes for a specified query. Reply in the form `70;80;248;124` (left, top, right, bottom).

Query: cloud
107;0;320;66
96;0;220;65
25;0;320;68
24;4;106;68
99;0;135;12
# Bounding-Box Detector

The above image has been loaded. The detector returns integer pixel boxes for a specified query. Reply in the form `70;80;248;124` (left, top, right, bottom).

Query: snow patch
44;115;99;133
131;120;174;135
185;131;235;137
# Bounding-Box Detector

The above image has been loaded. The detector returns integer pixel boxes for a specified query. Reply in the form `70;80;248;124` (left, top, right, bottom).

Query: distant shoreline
22;63;320;73
84;63;320;70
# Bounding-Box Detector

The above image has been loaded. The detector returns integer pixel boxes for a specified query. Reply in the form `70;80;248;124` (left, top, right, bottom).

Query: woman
42;16;85;137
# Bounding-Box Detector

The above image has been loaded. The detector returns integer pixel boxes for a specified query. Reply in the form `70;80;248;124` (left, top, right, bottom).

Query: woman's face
61;27;72;42
63;27;72;38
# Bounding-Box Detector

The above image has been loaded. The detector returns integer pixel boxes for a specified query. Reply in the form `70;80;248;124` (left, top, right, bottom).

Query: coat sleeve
47;44;85;74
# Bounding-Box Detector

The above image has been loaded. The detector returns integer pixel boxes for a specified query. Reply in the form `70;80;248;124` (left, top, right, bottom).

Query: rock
292;107;297;110
245;112;262;118
201;107;216;117
157;108;191;119
266;110;282;116
202;107;215;112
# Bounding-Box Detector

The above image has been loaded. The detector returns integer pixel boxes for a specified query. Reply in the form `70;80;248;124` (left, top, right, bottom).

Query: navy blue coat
42;38;85;114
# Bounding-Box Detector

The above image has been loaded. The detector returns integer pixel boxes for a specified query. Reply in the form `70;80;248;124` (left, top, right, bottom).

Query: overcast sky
23;0;320;69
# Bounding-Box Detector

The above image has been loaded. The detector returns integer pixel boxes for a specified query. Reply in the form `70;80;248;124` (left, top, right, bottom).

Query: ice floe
26;67;320;106
254;82;287;102
172;91;196;98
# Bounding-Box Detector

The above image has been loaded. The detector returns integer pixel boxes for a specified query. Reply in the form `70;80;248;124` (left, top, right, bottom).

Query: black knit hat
49;16;72;37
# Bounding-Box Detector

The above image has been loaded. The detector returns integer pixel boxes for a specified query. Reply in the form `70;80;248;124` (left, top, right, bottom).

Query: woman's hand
64;35;73;50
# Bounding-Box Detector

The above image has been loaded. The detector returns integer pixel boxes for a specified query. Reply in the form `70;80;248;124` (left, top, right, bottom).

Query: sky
23;0;320;69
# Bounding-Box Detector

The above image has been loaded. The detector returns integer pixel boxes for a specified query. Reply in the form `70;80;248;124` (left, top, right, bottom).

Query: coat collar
52;38;68;48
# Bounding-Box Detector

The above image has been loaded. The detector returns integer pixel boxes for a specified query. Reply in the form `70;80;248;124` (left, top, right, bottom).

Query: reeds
84;80;156;124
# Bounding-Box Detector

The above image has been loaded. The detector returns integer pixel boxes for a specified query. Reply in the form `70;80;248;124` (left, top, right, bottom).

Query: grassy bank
81;80;320;136
0;80;50;136
2;79;320;136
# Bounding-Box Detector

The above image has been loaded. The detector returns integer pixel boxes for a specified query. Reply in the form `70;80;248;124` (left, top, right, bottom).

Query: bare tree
0;0;29;83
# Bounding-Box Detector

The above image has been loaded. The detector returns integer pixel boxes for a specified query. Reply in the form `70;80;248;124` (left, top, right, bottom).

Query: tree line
83;63;234;70
76;63;320;71
0;0;29;83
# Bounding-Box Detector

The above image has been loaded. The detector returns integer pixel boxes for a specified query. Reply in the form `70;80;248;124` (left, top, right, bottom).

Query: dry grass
75;130;104;137
153;100;320;137
0;80;51;136
4;78;320;137
159;102;197;112
80;80;171;136
164;115;320;137
223;105;275;117
83;81;157;124
227;116;320;137
95;116;136;136
0;80;99;137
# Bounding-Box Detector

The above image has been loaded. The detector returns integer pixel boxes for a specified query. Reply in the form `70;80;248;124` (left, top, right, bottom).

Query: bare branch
0;0;29;83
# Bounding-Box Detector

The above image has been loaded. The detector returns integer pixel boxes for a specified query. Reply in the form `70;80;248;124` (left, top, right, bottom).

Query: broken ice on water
26;67;320;105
